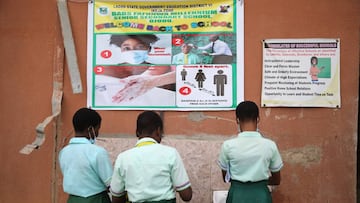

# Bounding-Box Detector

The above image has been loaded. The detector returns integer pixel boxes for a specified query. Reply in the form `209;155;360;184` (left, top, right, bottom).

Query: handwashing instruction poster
261;38;340;108
87;0;244;110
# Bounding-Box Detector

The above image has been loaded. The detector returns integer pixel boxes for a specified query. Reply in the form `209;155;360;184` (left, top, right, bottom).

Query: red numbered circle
94;66;104;74
100;50;112;58
179;86;191;95
172;38;184;46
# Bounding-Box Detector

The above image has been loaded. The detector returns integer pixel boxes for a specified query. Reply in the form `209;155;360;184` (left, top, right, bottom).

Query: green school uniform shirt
59;137;113;197
218;131;283;182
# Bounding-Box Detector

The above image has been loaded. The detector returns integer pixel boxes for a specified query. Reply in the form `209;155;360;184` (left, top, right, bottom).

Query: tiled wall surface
98;136;230;203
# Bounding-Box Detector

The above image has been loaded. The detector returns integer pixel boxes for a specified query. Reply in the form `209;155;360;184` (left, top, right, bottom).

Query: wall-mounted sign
87;0;244;110
261;38;340;108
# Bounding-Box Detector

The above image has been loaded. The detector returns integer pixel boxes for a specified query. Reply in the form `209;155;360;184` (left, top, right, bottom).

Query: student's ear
156;127;165;139
156;127;162;136
236;118;240;124
257;117;260;123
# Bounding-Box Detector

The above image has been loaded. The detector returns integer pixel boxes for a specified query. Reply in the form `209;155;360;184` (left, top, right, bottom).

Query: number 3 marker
94;66;104;74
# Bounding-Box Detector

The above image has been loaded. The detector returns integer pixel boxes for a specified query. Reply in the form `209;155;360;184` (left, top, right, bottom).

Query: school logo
219;5;231;13
98;6;109;16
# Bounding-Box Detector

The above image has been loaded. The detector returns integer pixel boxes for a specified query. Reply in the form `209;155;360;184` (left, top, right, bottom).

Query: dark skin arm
221;170;227;182
178;186;193;202
268;171;281;185
111;194;127;203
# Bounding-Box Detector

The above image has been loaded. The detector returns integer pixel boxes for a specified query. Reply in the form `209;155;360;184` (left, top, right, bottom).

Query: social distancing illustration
176;65;233;107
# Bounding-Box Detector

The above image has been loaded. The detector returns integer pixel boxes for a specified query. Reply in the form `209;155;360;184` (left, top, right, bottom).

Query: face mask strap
88;126;96;144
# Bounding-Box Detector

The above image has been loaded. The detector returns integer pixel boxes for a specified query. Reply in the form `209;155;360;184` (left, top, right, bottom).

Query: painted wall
0;0;359;202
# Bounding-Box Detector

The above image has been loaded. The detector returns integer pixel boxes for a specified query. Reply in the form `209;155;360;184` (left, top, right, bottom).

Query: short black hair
235;101;259;122
110;34;159;47
72;108;101;132
136;111;163;137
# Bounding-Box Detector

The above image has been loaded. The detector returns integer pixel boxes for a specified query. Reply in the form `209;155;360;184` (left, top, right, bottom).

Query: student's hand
179;186;193;202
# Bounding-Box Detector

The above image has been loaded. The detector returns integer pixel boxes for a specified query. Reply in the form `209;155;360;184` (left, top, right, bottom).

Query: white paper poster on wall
261;38;340;108
86;0;244;110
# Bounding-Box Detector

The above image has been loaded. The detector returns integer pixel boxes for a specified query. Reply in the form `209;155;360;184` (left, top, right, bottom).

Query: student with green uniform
59;108;113;203
218;101;283;203
110;111;192;203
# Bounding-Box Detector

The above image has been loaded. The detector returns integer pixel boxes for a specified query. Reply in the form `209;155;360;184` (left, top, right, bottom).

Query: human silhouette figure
195;69;206;89
214;70;227;96
181;69;187;81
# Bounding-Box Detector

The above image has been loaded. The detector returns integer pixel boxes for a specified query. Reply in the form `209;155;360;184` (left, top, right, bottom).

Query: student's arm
112;195;127;203
268;171;281;185
218;142;230;183
178;186;193;202
110;157;127;203
221;170;227;182
172;150;193;202
269;141;283;186
95;149;113;189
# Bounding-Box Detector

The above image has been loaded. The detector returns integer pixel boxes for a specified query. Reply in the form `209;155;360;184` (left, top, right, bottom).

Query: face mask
118;50;148;64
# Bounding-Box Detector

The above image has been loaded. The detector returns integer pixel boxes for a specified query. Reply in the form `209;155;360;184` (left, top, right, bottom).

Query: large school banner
87;0;244;110
261;38;340;108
